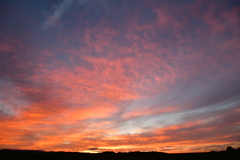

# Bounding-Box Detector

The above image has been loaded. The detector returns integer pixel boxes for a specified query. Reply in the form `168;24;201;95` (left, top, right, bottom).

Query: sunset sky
0;0;240;153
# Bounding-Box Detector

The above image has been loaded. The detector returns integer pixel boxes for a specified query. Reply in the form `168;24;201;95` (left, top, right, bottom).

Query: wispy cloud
41;0;74;30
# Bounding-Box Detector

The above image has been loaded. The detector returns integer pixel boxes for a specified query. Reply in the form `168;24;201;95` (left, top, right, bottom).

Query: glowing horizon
0;0;240;153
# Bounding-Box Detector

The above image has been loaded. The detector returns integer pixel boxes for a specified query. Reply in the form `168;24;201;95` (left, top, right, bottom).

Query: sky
0;0;240;153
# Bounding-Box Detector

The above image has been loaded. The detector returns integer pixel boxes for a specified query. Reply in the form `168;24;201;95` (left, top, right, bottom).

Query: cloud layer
0;0;240;153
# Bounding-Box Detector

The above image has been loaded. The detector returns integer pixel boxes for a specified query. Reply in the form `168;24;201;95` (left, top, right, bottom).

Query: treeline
1;148;240;160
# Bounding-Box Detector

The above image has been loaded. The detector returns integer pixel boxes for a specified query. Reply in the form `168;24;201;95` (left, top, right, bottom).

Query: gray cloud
41;0;75;30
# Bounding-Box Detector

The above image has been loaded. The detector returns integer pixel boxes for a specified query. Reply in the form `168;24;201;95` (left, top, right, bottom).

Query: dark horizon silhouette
1;146;240;160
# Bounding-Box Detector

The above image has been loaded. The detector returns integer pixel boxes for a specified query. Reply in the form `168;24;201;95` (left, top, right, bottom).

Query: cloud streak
41;0;74;30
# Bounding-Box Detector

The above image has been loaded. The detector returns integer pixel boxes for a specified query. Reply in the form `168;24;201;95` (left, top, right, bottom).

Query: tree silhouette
226;146;234;151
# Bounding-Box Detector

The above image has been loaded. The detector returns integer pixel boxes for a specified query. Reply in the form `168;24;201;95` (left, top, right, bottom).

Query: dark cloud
88;147;99;150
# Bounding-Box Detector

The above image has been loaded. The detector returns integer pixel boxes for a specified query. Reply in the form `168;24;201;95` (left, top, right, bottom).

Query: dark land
1;149;240;160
